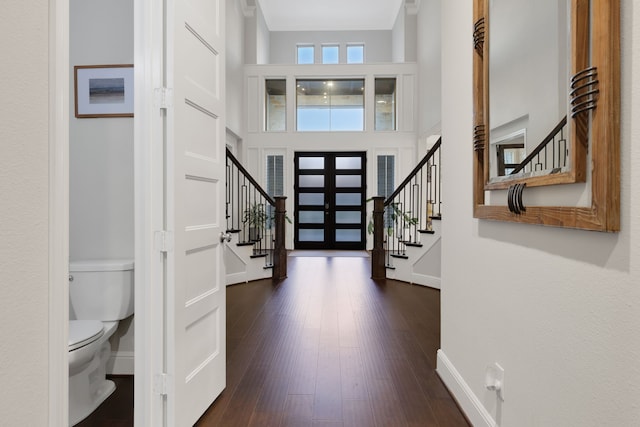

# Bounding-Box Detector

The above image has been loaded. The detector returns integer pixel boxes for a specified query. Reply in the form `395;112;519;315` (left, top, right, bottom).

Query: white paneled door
165;0;226;424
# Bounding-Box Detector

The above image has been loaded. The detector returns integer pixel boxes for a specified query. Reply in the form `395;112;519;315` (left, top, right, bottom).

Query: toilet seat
69;320;104;351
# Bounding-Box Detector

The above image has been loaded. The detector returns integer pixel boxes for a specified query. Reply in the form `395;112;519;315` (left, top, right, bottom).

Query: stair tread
250;252;268;258
390;253;409;259
418;229;436;234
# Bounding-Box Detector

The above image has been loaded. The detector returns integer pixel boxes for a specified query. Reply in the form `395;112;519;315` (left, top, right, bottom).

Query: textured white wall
0;0;51;424
440;0;640;425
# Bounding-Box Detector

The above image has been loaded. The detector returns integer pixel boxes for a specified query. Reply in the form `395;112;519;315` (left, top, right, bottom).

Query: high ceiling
257;0;404;32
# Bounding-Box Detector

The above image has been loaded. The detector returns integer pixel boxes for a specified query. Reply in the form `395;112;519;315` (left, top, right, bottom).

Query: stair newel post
273;196;288;281
371;196;386;280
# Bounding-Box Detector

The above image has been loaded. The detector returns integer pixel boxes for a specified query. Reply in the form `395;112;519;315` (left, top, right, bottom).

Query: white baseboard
411;273;441;289
226;271;247;286
107;351;135;375
436;349;496;427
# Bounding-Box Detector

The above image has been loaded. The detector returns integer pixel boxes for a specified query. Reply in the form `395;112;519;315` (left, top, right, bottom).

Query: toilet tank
69;259;134;321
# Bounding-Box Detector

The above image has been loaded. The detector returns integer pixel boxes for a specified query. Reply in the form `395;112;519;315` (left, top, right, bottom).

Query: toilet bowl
68;320;104;376
68;259;134;426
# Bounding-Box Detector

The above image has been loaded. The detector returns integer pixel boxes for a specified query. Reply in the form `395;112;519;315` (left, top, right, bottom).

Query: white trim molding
241;0;256;17
436;349;496;427
134;0;166;423
405;0;421;15
411;273;441;289
49;0;70;424
108;351;135;375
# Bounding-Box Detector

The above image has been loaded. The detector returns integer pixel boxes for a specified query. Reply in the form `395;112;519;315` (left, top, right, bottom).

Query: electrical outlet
485;362;505;401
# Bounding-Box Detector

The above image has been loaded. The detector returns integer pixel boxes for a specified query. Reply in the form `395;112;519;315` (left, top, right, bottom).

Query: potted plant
243;202;268;241
366;200;418;236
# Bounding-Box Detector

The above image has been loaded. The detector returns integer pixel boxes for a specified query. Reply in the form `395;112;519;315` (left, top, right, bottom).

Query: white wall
404;11;418;63
392;6;405;63
256;1;270;65
439;1;640;426
392;5;418;63
244;1;270;65
69;0;134;261
0;0;51;424
70;0;135;372
227;0;246;135
417;0;441;136
269;30;393;64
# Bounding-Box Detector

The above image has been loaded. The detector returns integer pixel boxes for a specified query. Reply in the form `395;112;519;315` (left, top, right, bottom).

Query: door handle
220;232;232;243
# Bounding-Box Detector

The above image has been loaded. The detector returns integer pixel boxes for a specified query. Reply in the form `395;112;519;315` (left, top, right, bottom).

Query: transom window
296;79;365;132
297;45;314;64
347;44;364;64
322;45;339;64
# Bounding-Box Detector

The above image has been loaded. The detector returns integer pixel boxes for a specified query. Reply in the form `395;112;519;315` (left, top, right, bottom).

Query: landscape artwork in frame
74;64;134;118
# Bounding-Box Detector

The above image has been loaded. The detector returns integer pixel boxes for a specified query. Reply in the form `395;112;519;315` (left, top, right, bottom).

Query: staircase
511;116;568;175
385;216;441;288
371;137;442;288
225;149;287;285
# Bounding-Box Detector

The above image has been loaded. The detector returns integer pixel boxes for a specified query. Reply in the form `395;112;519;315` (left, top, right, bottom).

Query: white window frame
321;44;340;64
296;44;315;64
346;44;365;64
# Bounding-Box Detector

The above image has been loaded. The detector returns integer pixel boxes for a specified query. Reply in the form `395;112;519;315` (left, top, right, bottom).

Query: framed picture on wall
74;64;134;118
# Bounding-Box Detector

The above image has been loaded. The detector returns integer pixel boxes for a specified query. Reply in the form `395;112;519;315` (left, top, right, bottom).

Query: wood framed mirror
473;0;620;231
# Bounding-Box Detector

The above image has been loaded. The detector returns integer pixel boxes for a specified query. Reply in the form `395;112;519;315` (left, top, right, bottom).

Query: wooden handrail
226;148;276;206
510;116;567;174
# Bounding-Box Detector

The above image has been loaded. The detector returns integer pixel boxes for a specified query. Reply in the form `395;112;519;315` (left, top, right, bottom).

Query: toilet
68;259;134;426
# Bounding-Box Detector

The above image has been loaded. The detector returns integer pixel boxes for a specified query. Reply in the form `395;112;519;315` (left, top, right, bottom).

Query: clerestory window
297;45;314;64
346;44;364;64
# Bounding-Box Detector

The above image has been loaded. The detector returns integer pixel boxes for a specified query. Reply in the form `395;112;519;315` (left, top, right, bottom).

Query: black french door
294;152;366;250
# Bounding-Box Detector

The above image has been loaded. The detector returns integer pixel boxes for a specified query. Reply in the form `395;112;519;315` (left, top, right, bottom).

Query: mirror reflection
489;0;570;181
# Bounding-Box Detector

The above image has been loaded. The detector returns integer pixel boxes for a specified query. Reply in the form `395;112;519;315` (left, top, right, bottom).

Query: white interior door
165;0;226;424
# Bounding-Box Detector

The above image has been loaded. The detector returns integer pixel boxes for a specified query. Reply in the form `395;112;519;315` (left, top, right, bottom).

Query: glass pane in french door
294;152;366;250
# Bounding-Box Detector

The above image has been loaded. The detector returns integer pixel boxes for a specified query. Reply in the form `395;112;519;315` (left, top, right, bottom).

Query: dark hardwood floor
197;256;468;427
78;255;468;426
76;375;134;427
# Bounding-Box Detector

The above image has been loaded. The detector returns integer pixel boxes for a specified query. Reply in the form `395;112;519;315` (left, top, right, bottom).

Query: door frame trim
49;0;70;424
51;0;161;424
134;0;166;424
